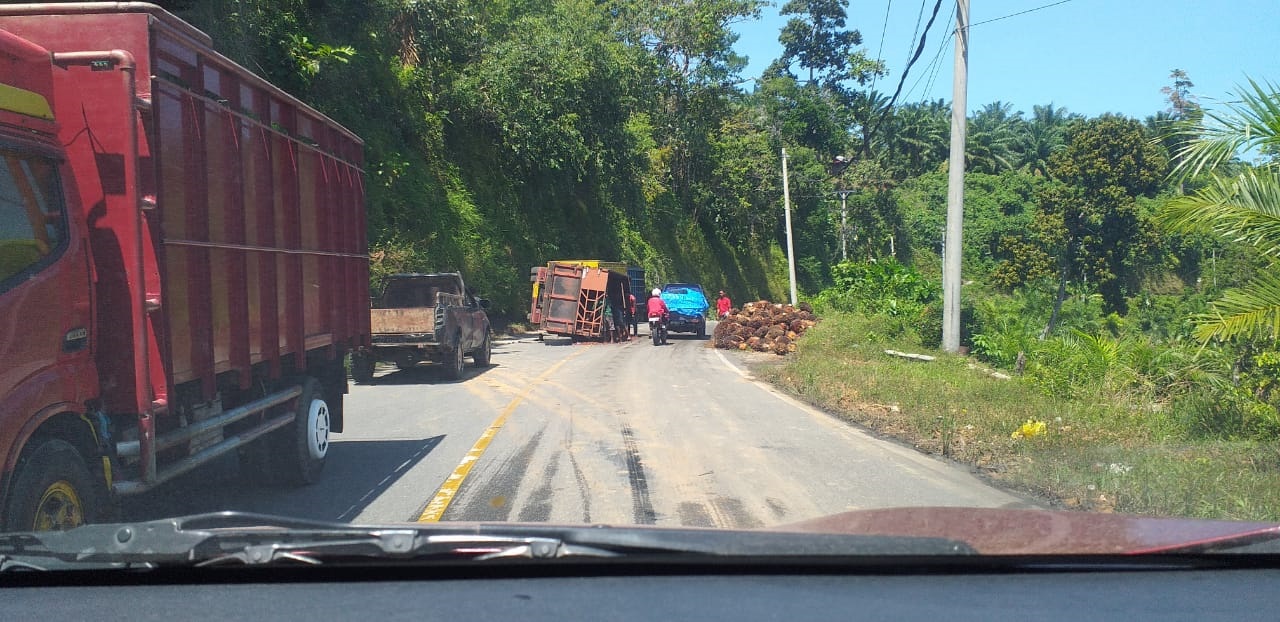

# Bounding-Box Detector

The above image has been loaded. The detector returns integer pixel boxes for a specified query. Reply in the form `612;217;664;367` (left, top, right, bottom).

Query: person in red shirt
716;290;732;319
646;288;668;321
627;292;637;336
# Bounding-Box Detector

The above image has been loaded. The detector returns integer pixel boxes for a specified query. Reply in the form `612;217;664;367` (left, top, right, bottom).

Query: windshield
4;0;1280;565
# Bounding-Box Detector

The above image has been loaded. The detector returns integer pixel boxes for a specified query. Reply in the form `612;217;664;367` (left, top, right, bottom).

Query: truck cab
0;29;105;530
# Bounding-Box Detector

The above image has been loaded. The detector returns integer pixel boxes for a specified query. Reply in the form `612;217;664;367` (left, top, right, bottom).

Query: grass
757;311;1280;521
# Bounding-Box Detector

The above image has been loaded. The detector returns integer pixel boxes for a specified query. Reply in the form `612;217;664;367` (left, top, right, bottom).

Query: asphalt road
122;323;1031;527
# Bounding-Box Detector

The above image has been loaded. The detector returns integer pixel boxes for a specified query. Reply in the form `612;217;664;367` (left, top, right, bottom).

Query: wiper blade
0;511;976;570
0;512;622;569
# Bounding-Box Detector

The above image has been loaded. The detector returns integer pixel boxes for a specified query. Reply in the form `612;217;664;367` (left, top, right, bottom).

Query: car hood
777;506;1280;555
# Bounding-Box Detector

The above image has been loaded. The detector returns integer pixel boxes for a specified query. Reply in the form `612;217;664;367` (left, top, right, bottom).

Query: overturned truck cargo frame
529;261;635;341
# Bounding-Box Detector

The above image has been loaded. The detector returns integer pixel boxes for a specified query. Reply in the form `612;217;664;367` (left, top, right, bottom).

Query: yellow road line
416;350;585;522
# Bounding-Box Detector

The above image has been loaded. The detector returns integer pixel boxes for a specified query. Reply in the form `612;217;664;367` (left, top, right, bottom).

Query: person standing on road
627;292;638;336
716;290;732;319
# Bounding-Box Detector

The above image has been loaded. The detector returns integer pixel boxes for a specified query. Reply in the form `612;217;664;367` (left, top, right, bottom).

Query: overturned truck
529;261;638;342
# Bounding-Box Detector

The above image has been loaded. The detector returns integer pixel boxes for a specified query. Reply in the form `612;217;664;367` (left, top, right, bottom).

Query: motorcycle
648;314;668;346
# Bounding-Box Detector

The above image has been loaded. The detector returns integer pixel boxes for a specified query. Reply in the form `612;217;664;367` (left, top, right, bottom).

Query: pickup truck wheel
277;378;329;485
472;331;492;367
5;439;101;531
444;337;465;380
351;354;375;383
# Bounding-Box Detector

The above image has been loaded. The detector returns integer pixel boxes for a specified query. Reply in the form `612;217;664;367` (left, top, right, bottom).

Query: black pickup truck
352;273;491;381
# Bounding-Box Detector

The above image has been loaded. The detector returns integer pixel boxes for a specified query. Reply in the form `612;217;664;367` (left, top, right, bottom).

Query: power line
919;10;955;100
867;0;945;140
905;0;1077;103
904;0;928;62
883;0;946;112
905;5;954;102
969;0;1077;27
868;0;894;94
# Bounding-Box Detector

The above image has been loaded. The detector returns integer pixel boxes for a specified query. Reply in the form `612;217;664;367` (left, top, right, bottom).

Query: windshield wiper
0;511;975;570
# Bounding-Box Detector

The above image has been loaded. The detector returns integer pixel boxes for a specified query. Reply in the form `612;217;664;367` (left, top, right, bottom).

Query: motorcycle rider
646;287;669;332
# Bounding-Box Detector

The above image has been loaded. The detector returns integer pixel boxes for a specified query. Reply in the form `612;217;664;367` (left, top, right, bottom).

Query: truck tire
697;324;706;339
5;439;101;531
276;378;329;485
444;336;465;380
472;330;492;367
351;353;375;383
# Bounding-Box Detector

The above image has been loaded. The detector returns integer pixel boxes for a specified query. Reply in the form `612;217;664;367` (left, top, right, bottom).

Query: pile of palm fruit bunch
712;300;817;355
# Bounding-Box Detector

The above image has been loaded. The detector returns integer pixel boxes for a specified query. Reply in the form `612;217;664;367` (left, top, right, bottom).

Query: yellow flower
1011;419;1047;439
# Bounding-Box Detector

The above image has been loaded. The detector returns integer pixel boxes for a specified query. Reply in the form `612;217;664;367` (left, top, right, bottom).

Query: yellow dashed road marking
416;349;586;522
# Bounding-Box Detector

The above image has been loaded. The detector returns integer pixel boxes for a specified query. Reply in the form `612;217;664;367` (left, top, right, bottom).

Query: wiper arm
0;511;976;571
0;512;621;569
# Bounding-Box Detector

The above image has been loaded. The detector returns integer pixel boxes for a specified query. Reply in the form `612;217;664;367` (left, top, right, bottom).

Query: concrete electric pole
782;148;798;306
942;0;969;353
839;190;850;262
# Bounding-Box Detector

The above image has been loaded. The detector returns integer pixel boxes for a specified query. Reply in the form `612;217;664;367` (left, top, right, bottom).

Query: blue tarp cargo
661;286;708;336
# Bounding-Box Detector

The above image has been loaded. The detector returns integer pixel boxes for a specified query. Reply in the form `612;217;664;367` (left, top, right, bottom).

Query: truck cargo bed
0;3;371;415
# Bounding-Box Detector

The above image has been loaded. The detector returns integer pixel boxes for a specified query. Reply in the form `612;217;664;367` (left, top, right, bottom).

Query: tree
880;99;949;179
1161;68;1201;121
1158;79;1280;342
998;116;1168;334
1017;104;1075;177
778;0;865;84
611;0;765;205
966;101;1020;174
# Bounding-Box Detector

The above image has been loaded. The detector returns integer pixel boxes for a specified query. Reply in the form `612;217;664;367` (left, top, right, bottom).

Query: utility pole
942;0;969;353
839;190;849;261
782;148;798;306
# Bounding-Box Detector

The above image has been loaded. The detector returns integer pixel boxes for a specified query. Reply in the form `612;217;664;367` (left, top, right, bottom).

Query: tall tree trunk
1041;268;1067;340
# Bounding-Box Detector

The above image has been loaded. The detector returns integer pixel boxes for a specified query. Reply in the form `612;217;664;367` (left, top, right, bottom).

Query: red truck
0;4;369;531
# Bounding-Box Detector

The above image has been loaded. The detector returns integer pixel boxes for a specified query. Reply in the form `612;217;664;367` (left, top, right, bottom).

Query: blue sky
731;0;1280;119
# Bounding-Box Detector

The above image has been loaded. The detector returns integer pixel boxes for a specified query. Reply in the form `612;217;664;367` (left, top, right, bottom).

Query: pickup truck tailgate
371;308;436;335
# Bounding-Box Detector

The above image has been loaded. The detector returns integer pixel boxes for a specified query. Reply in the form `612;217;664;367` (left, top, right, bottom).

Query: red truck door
0;139;99;528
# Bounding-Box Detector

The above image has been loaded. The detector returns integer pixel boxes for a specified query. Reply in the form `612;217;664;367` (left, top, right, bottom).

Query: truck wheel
445;338;465;380
473;331;492;367
351;354;375;383
697;324;706;339
277;378;329;485
5;439;101;531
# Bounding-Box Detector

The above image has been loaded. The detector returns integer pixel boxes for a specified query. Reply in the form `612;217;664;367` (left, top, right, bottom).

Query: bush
1171;386;1280;441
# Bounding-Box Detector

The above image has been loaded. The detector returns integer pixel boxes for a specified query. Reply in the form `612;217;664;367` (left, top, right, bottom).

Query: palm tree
1018;104;1074;177
1157;79;1280;342
880;99;948;178
849;89;891;160
965;101;1020;174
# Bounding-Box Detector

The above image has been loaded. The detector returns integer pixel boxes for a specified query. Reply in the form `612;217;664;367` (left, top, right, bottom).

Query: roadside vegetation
764;79;1280;520
763;311;1280;520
